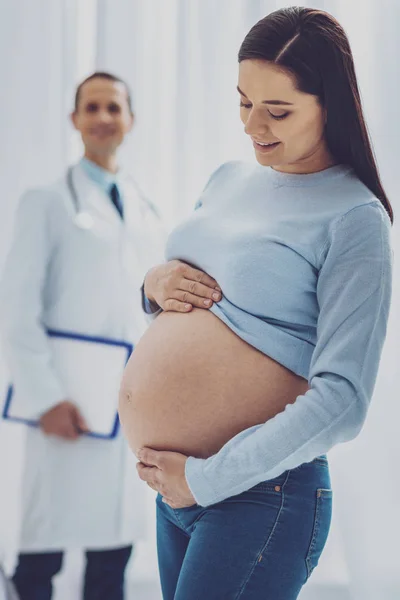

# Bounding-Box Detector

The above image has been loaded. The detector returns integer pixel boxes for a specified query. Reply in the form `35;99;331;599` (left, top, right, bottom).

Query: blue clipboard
2;328;133;440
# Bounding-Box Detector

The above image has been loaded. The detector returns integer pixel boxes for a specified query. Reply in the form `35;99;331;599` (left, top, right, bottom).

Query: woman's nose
244;112;268;137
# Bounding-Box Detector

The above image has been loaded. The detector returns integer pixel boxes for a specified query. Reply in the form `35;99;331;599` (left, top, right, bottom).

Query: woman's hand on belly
136;447;197;509
144;260;222;313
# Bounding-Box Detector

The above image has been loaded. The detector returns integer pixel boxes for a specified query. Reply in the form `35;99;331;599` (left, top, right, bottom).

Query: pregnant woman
118;7;393;599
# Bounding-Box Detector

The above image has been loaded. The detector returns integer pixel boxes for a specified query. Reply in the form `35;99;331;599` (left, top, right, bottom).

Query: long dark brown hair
239;7;393;223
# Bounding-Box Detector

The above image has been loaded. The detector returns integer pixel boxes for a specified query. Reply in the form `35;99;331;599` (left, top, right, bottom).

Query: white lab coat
0;163;165;552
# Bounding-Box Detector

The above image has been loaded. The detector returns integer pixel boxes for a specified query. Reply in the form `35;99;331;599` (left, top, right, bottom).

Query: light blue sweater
156;161;393;507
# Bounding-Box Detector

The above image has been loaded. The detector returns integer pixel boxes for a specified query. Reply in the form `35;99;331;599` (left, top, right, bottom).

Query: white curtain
95;0;258;227
0;0;88;574
96;1;400;598
0;0;73;259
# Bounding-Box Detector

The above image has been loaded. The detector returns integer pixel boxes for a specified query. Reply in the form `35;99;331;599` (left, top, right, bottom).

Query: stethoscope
66;167;95;230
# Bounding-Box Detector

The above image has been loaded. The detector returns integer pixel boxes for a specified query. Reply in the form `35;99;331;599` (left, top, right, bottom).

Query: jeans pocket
305;488;333;580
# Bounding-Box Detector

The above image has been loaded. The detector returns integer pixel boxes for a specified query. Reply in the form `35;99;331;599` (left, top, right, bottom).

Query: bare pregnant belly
118;309;309;459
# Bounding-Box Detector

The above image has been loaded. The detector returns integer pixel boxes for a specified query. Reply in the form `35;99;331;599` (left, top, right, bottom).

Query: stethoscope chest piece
74;211;94;230
67;167;95;230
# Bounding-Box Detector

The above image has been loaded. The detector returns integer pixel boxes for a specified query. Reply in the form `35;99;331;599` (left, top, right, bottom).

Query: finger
63;411;81;439
136;463;159;484
73;407;89;433
174;291;215;309
54;428;77;441
137;448;165;468
62;422;80;440
180;279;222;301
39;419;75;439
180;265;221;290
163;298;193;313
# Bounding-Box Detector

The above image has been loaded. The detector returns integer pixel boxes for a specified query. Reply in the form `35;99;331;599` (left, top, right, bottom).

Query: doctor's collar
80;157;124;194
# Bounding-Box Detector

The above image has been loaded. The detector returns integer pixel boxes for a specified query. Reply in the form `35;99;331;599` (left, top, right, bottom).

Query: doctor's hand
144;260;222;313
39;400;89;440
136;448;197;509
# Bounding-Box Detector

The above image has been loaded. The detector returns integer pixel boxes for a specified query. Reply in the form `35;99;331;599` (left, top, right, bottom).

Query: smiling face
238;59;335;173
71;77;134;160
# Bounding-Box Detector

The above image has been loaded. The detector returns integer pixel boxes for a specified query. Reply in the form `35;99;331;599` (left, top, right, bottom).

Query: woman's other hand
144;260;222;313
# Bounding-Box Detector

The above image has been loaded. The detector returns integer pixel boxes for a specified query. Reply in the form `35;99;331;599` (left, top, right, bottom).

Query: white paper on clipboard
3;331;133;439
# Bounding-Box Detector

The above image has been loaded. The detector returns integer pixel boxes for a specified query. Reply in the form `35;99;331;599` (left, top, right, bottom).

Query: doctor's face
71;78;134;157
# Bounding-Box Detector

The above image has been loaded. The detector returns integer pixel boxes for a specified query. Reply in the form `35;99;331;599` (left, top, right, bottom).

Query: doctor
0;72;165;599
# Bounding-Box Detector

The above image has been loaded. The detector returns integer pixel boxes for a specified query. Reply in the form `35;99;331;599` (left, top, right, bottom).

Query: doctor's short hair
74;72;133;114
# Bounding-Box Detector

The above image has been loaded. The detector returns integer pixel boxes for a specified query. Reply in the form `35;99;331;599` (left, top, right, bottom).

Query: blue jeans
12;545;133;600
157;456;332;599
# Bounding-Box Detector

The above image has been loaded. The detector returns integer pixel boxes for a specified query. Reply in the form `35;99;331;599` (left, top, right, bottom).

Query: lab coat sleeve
0;189;67;419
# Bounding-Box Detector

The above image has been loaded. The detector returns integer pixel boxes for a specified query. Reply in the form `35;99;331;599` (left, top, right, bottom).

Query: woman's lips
252;140;281;153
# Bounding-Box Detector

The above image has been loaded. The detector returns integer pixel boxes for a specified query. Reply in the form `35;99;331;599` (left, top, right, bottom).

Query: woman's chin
254;149;283;167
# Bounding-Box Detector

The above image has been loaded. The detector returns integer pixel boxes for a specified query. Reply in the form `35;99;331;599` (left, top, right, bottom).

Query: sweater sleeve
0;189;67;418
185;201;393;507
141;282;163;320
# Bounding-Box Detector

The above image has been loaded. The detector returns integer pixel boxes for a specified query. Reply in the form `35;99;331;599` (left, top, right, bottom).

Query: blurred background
0;1;399;598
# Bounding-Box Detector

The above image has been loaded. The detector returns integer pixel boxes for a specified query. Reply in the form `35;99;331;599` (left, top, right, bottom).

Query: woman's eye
269;112;289;120
239;102;289;120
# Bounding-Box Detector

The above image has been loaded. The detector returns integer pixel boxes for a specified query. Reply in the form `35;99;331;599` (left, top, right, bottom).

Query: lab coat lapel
71;164;122;226
116;177;150;288
118;176;144;228
119;175;166;273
